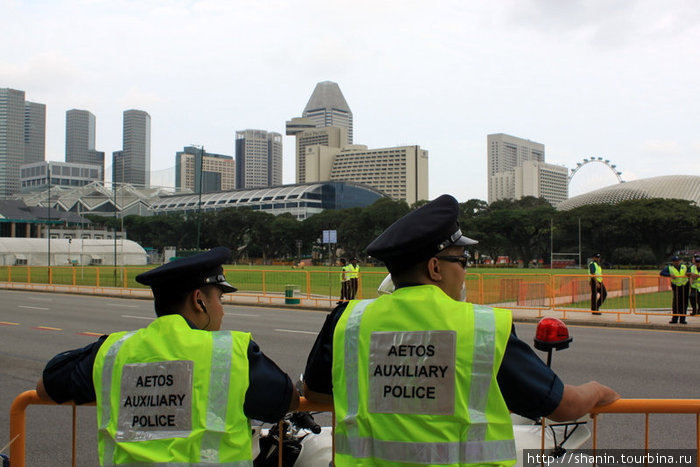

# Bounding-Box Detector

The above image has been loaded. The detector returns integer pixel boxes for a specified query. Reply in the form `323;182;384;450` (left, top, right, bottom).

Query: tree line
87;196;700;267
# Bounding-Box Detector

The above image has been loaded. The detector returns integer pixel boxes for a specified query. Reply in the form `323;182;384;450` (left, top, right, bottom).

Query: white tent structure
0;238;147;266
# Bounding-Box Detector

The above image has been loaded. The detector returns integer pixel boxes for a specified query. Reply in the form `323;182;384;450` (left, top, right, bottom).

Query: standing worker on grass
589;253;607;315
303;194;618;467
689;255;700;316
347;256;360;299
338;258;351;304
36;247;299;465
660;255;689;324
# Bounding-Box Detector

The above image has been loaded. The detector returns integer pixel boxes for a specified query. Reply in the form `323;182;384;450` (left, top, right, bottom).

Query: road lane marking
33;326;62;331
275;329;316;335
226;313;259;317
77;331;104;337
122;315;154;320
19;305;49;310
0;321;19;326
27;297;52;301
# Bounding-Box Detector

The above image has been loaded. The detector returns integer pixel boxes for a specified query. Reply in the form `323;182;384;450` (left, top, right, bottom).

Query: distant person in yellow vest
347;256;360;299
36;247;299;465
589;253;607;315
338;258;351;305
660;255;689;324
688;255;700;316
303;194;619;466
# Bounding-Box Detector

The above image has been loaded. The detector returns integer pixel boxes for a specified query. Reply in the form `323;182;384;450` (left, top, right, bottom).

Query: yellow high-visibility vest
669;265;689;287
347;263;360;279
590;261;603;283
332;285;516;466
93;314;253;466
690;265;700;290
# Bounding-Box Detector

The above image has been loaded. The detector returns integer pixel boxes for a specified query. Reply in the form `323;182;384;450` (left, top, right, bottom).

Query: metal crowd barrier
9;390;700;467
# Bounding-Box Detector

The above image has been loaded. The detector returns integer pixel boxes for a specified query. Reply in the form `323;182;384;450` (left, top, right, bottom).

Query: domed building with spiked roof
557;175;700;210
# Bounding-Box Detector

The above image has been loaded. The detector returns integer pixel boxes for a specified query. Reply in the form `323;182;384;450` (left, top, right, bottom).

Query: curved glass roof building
150;181;386;220
558;175;700;211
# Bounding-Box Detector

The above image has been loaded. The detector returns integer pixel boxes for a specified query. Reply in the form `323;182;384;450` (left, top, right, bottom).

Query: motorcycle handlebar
290;411;322;434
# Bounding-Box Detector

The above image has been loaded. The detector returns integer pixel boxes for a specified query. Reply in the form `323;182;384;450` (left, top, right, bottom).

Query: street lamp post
193;145;205;251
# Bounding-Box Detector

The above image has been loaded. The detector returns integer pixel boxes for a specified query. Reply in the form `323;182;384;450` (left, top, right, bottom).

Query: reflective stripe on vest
95;316;252;466
670;265;689;286
591;262;603;283
334;288;516;465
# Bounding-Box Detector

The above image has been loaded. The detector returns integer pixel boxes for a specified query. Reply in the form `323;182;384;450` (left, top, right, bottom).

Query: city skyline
3;1;699;202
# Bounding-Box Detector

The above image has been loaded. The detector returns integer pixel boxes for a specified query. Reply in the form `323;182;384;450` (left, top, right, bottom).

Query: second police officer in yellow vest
303;194;619;466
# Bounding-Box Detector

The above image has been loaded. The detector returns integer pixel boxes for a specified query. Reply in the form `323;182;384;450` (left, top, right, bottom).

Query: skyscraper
303;81;353;144
24;101;45;164
288;81;353;184
0;88;27;198
235;130;282;189
487;133;545;203
113;109;151;187
66;109;104;179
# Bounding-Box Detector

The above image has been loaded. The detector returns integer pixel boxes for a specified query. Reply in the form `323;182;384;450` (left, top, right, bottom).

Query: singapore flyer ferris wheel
568;156;624;185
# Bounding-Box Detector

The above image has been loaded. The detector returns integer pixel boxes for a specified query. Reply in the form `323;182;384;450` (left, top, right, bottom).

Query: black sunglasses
435;255;468;269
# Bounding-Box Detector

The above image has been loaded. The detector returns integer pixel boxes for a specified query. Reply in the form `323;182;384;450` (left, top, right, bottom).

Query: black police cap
366;194;477;271
136;247;237;294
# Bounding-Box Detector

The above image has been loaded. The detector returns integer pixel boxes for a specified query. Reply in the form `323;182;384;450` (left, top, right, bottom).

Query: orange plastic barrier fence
1;268;691;324
590;399;700;466
8;390;331;467
10;390;700;467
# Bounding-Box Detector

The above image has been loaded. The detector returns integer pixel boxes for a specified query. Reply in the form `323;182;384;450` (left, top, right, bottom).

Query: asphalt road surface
1;289;698;465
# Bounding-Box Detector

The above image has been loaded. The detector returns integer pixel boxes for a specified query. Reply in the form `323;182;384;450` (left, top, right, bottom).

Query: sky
2;0;700;201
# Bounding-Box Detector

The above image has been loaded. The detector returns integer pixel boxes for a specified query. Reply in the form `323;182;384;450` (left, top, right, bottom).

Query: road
1;289;698;465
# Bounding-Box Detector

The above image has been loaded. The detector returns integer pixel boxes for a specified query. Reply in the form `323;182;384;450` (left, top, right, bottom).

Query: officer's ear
426;257;442;282
190;289;206;314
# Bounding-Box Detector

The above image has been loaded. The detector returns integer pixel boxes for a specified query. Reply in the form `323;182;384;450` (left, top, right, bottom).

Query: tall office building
235;130;282;189
302;81;353;144
514;161;569;206
288;81;353;184
113;109;151;187
24;102;45;164
66;109;104;179
175;146;235;193
304;144;429;205
487;133;545;203
0;88;27;198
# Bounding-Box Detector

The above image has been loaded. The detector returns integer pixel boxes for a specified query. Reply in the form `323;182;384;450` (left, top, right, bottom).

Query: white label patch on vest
369;330;456;415
116;360;193;441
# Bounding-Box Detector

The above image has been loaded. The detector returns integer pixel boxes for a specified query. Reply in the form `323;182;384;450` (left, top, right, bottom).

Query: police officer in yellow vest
303;195;619;466
688;256;700;316
348;257;360;299
589;253;607;315
36;247;299;465
661;255;690;324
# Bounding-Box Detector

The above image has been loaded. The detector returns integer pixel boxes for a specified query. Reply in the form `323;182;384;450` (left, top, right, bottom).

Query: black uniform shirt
304;301;564;420
42;318;293;423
